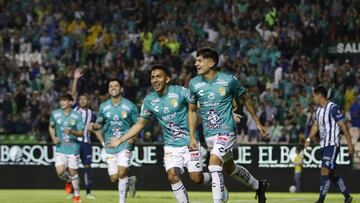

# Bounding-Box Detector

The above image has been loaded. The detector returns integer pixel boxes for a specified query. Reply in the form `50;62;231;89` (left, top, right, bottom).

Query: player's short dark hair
60;93;73;101
108;78;123;87
313;85;328;98
196;47;219;67
79;93;90;100
151;64;170;76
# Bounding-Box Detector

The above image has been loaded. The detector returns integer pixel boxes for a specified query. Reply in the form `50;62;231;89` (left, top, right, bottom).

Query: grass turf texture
0;190;359;203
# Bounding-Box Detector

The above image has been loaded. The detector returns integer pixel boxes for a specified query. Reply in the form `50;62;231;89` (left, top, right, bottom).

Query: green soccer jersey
140;85;197;147
96;97;138;154
49;109;84;155
189;72;246;137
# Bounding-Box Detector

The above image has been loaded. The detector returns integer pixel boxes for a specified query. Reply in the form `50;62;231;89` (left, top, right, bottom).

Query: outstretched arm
107;117;149;148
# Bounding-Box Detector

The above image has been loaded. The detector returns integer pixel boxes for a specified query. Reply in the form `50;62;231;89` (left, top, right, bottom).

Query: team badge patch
170;99;178;107
219;87;226;96
70;119;76;126
122;111;128;119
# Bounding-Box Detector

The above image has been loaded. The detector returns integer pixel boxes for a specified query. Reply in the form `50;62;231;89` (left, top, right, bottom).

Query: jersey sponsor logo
56;119;62;124
190;151;200;161
54;112;61;118
205;108;222;129
113;114;119;120
70;113;78;119
168;122;186;139
163;107;170;114
154;106;160;112
151;98;160;105
121;104;130;111
216;136;228;146
216;79;229;86
162;112;176;121
168;93;179;99
202;101;220;107
194;82;206;89
122;111;128;119
103;104;111;111
170;99;178;107
112;126;123;137
218;87;226;96
142;109;152;116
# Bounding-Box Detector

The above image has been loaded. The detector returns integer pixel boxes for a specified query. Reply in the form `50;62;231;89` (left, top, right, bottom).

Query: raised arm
71;68;83;101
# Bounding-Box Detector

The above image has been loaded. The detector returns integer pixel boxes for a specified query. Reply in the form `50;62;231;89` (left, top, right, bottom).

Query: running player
188;47;269;203
49;94;84;203
88;78;137;203
107;64;229;203
305;85;354;203
70;68;98;199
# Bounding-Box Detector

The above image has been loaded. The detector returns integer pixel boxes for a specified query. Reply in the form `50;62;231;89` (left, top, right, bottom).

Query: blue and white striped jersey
72;103;96;143
313;101;344;148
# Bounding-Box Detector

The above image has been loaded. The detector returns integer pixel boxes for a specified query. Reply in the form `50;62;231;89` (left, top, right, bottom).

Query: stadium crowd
0;0;360;144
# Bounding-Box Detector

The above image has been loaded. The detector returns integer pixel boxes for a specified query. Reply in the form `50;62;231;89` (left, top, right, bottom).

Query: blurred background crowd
0;0;360;145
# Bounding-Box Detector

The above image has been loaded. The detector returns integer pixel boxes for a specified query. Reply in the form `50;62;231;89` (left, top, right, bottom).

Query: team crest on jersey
122;111;128;119
218;87;226;96
170;99;178;107
70;119;76;126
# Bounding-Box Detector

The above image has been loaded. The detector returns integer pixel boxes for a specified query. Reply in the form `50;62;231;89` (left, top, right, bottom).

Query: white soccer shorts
106;150;132;176
205;132;236;162
55;153;80;169
164;144;203;173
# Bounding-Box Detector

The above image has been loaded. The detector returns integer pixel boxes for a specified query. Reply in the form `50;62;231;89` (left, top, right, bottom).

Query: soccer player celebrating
49;94;84;203
88;78;138;203
305;85;354;203
108;64;229;203
188;47;269;203
70;68;102;199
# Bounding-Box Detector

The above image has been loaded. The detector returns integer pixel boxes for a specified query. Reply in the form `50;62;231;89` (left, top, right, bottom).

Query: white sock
230;164;259;190
118;177;128;203
59;171;71;182
171;180;189;203
70;174;80;196
202;172;211;185
208;165;224;203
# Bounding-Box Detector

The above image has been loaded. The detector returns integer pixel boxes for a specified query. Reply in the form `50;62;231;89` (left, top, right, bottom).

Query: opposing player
305;85;354;203
70;68;99;199
88;78;137;203
188;47;269;203
107;64;226;203
49;94;84;203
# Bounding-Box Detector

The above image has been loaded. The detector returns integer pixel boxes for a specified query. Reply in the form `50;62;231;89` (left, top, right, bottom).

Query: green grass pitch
0;190;359;203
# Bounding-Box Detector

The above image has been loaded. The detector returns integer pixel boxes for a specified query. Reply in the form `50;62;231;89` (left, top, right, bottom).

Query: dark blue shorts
80;142;92;165
321;145;339;170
